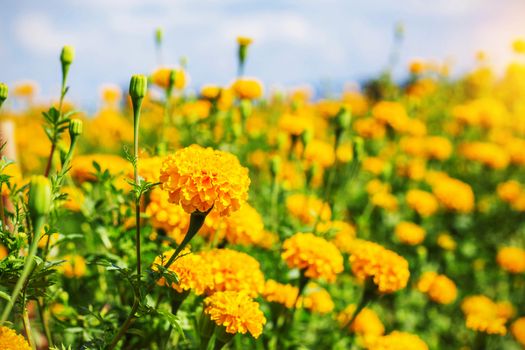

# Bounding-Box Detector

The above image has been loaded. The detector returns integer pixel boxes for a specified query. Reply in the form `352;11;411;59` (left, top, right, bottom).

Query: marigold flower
372;192;399;212
417;272;457;304
460;142;510;169
152;67;187;90
278;112;314;136
432;177;474;213
200;248;265;297
406;189;438;217
349;240;410;293
425;136;453;160
316;99;343;118
511;317;525;347
354;118;386;139
372;101;410;132
303;139;336;168
363;157;385;175
282;233;344;282
60;255;87;278
319;220;356;253
286;193;331;225
461;295;509;335
437;232;457;251
0;326;31;350
0;244;7;260
204;291;266;338
298;283;334;314
71;154;131;183
496;246;525;274
231;78;264;100
262;279;299;309
497;180;522;204
338;304;385;337
394;221;426;246
160;145;250;216
367;331;428;350
152;248;213;295
223;203;265;246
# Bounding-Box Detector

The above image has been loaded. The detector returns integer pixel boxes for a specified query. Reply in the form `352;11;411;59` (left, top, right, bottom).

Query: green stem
133;98;142;285
22;299;35;350
0;217;45;322
107;297;140;350
37;298;53;348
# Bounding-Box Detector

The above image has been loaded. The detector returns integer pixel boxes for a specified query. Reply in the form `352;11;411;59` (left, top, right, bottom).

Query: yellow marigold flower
362;157;385;175
372;101;410;132
349;240;410;293
496;247;525;274
0;244;7;260
298;283;334;314
303;139;335;168
425;136;453;160
223;203;265;246
0;326;31;350
437;232;457;251
278;112;314;136
409;60;425;74
342;90;368;116
282;233;344;282
182;100;211;121
200;84;221;99
152;67;187;90
146;188;189;244
367;331;428;350
461;295;509;335
432;177;474;213
204;291;266;338
286;193;331;225
404;119;427;137
60;255;87;278
511;317;525;347
394;221;426;246
336;142;354;163
152;248;213;295
513;39;525;54
71;154;131;183
160;145;250;216
232;78;264;100
200;248;265;297
262;279;299;308
338;304;385;337
372;192;399;212
316;99;342;118
13;80;38;98
497;180;522;204
496;301;515;319
417;272;457;304
505;138;525;166
396;158;426;181
367;179;390;195
100;84;122;106
86;109;134;150
237;36;253;46
459;142;510;169
406;189;438;217
354;118;386;139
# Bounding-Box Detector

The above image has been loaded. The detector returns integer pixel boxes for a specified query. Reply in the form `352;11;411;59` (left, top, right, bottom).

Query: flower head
338;304;385;337
417;272;457;304
0;326;31;350
367;331;428;350
496;246;525;274
282;233;344;282
60;255;87;278
349;240;410;293
232;78;264;100
394;221;426;246
223;203;265;246
432;176;474;213
405;189;438;217
204;291;266;338
160;145;250;216
152;67;187;90
286;193;331;225
511;317;525;347
298;284;334;314
262;279;299;309
461;295;509;335
146;188;189;244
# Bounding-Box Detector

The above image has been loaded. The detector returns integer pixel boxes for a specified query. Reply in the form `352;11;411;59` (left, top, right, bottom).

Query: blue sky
1;0;525;107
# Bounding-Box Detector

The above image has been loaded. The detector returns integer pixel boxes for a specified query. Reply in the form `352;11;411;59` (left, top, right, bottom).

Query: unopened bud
129;74;148;101
239;99;252;119
69;119;83;138
336;107;352;130
0;83;7;108
155;28;163;46
352;137;365;162
60;45;75;66
301;128;313;147
28;176;52;220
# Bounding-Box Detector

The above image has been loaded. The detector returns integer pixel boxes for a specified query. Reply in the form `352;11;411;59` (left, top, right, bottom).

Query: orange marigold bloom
417;272;457;304
354;118;386;139
60;255;87;278
511;317;525;347
286;193;331;225
432;177;475;213
298;284;334;314
461;295;509;335
496;247;525;274
367;331;428;350
160;145;250;216
262;279;299;309
200;248;265;297
152;67;187;90
459;142;510;169
316;99;343;118
152;248;213;295
394;221;426;246
282;233;344;282
349;240;410;293
303;139;336;168
278;112;314;136
424;136;453;160
231;78;264;100
146;188;189;244
0;244;7;260
372;192;399;212
338;304;385;337
223;203;265;246
497;180;522;204
437;232;457;251
362;157;385;175
204;291;266;338
406;189;438;217
0;326;31;350
372;101;410;132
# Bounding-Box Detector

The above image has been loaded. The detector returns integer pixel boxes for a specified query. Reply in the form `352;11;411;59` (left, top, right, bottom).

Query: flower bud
301;128;313;147
352;137;365;163
0;83;7;108
155;28;163;47
336;107;352;130
60;45;75;66
270;155;281;177
129;74;148;101
28;176;52;220
239;99;252;119
69;119;83;138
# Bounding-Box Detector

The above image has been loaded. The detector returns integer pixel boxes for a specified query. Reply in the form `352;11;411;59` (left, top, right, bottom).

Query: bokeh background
1;0;525;106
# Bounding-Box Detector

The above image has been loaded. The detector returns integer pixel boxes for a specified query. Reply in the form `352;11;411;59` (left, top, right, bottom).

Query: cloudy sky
1;0;525;107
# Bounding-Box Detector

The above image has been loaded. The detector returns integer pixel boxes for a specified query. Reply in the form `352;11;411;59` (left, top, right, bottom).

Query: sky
1;0;525;107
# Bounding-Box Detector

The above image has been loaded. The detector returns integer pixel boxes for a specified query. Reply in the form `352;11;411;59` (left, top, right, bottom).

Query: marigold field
1;33;525;350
